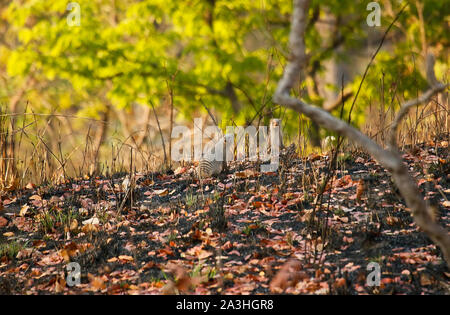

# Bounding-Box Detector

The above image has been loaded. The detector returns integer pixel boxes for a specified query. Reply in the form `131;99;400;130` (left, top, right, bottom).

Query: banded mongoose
196;158;224;179
196;135;229;179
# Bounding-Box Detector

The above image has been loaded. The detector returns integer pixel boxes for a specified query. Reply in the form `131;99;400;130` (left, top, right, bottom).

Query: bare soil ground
0;141;449;294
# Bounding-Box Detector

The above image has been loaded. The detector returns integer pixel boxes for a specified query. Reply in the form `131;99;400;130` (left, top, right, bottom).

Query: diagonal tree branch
273;0;450;266
388;54;448;149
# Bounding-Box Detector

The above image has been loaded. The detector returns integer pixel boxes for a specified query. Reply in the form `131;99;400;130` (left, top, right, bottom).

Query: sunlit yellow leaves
18;28;33;44
3;0;297;126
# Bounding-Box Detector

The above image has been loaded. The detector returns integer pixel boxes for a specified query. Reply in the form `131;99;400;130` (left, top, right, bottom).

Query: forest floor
0;140;449;295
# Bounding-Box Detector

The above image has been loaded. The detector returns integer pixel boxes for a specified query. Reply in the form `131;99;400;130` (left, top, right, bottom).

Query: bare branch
273;0;398;171
273;0;450;266
323;89;353;112
274;0;310;97
388;87;447;149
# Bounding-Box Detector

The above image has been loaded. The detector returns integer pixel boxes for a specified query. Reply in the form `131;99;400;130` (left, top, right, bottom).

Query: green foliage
347;50;429;126
1;0;447;134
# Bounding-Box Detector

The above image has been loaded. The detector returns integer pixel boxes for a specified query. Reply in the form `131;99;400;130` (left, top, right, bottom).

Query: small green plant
207;267;217;280
334;207;345;217
38;206;80;234
185;191;198;208
303;191;314;203
190;262;203;278
95;207;110;224
242;221;265;236
242;225;252;236
368;256;384;264
286;231;294;247
209;195;227;232
38;209;56;234
168;231;177;243
57;207;79;228
337;152;353;164
190;263;216;282
0;241;23;259
213;191;221;202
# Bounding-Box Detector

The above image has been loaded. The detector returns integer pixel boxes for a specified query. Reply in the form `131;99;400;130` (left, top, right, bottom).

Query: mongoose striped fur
196;135;228;179
196;158;223;179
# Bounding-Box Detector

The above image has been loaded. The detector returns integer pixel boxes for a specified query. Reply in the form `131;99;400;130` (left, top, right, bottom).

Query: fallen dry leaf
29;194;42;201
70;219;78;231
356;179;365;202
0;217;8;227
55;277;66;293
118;255;134;262
82;217;99;225
82;224;98;233
167;264;192;292
420;273;433;286
25;182;35;190
269;259;308;293
16;248;34;259
154;188;169;196
88;273;106;291
333;277;346;289
19;205;30;217
386;216;401;226
174;166;187;175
